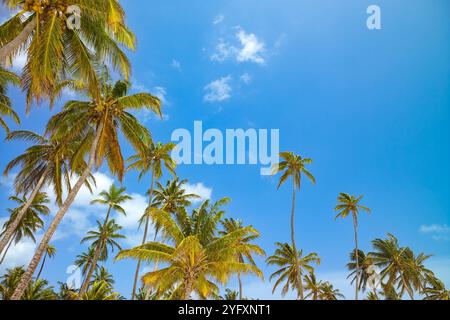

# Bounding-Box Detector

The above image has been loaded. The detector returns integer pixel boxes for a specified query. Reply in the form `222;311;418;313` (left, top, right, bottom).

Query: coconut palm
93;266;114;288
347;249;375;294
116;199;262;300
74;247;102;277
152;178;200;214
266;242;320;298
0;267;25;299
318;282;344;300
304;272;322;300
0;192;50;264
219;218;265;300
366;291;380;300
78;220;125;296
78;184;130;296
220;289;239;300
0;66;20;133
21;279;57;300
11;77;161;300
0;130;93;256
423;277;450;300
272;151;315;299
57;282;78;300
127;141;176;299
36;244;56;280
0;0;135;109
81;280;120;300
334;193;371;300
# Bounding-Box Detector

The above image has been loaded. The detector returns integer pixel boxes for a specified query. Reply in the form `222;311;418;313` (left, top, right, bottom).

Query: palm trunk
0;236;14;264
291;181;303;300
183;276;194;300
353;214;359;300
0;168;49;258
36;251;47;280
0;17;37;65
238;273;243;300
131;168;155;300
10;122;104;300
78;206;112;297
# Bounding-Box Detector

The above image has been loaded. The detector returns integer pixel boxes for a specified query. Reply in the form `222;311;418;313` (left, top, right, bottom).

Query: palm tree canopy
266;242;320;296
152;178;200;213
90;183;132;216
75;247;104;276
272;151;315;189
0;66;20;133
45;78;161;181
81;219;125;260
0;0;136;109
334;193;371;220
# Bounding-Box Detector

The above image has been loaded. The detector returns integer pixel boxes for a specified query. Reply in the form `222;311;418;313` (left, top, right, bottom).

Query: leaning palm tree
272;152;315;299
0;66;20;133
127;141;176;299
74;247;102;277
0;192;50;264
0;0;135;109
304;272;322;300
0;130;93;256
78;184;130;296
116;199;262;300
318;282;344;300
423;277;450;300
334;193;371;300
219;218;265;300
78;220;125;296
266;242;320;298
11;77;161;300
36;244;56;280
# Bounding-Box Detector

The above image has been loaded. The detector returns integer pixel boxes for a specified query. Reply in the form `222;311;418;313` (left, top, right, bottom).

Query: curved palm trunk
78;206;112;297
0;17;37;64
291;182;303;300
131;169;155;300
10;122;104;300
238;273;243;300
0;236;14;264
0;168;49;258
36;251;47;280
352;214;359;300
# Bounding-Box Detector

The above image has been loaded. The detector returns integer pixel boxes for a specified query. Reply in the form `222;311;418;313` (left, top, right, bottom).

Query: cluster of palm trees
0;0;448;301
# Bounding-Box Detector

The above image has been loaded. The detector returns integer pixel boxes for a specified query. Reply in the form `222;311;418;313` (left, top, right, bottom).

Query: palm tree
304;272;322;300
334;193;371;300
0;192;50;264
152;178;200;214
127;141;176;299
0;0;135;109
75;247;102;277
0;267;25;300
0;267;56;300
272;151;315;299
21;279;57;300
370;234;423;299
57;282;78;300
346;249;374;294
78;220;125;296
36;244;56;280
116;199;262;300
266;242;320;298
366;291;380;300
423;277;450;300
0;130;93;256
93;266;115;288
220;289;239;300
0;66;20;133
219;218;265;300
81;281;120;300
318;282;344;300
78;184;130;296
11;77;161;300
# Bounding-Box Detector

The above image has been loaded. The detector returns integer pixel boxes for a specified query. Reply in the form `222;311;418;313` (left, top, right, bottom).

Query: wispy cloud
171;59;181;71
204;76;232;103
419;224;450;241
240;72;252;84
213;14;225;25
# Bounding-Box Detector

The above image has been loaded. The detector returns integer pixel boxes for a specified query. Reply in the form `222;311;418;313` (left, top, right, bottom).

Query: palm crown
0;66;20;133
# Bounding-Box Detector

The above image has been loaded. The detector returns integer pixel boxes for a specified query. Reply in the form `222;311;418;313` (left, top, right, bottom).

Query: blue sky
0;0;449;299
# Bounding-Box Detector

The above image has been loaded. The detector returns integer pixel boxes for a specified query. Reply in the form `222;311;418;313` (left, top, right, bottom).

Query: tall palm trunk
36;251;48;280
0;167;49;257
10;122;104;300
238;273;243;300
0;17;37;64
131;168;155;300
183;275;194;300
0;236;14;264
78;206;112;297
352;214;359;300
291;181;303;300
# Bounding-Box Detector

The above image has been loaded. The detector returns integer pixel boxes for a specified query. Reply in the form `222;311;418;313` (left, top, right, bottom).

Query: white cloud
115;193;148;230
204;76;232;103
419;224;450;241
182;183;212;203
171;59;181;71
11;52;27;71
0;238;37;274
240;73;252;84
213;14;224;25
210;27;266;65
